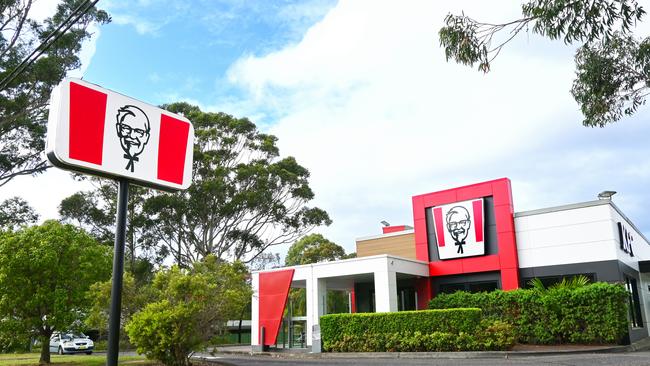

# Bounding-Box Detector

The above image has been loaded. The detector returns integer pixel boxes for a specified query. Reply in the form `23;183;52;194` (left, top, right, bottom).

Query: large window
625;275;644;328
439;281;498;294
522;273;595;289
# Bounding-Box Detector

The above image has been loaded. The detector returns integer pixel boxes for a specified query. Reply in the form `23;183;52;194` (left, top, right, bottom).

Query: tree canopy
79;102;330;266
0;221;112;364
285;233;347;266
285;234;353;316
59;178;161;272
0;0;110;187
438;0;648;127
0;196;38;230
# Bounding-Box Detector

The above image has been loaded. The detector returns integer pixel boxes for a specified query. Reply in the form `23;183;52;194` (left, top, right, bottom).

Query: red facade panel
456;183;493;201
382;225;408;234
495;204;515;233
421;190;457;208
412;196;425;220
413;217;429;262
258;269;294;346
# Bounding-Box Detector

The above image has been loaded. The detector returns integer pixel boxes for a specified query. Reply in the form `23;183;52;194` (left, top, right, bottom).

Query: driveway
195;351;650;366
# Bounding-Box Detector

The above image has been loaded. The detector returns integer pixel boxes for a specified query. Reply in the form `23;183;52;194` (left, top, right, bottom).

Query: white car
49;332;94;355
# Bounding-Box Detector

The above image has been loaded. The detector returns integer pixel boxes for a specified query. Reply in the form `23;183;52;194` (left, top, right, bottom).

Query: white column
251;272;260;346
306;276;326;346
374;270;398;312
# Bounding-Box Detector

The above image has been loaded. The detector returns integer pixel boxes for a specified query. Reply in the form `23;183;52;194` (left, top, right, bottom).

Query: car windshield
61;333;85;341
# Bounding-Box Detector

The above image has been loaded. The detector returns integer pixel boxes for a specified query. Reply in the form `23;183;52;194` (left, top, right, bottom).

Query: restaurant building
251;178;650;349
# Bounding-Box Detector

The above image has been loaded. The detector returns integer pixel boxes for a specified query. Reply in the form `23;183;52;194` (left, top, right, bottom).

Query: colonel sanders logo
446;206;471;254
116;105;150;172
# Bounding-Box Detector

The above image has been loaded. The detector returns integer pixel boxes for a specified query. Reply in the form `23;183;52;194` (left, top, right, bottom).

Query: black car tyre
86;352;92;355
58;346;64;355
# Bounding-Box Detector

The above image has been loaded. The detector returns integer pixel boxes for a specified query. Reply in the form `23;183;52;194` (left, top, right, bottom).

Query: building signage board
618;222;634;257
46;78;194;191
432;198;485;260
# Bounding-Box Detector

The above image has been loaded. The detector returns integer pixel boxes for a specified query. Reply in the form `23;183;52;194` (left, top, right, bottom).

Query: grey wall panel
518;260;622;284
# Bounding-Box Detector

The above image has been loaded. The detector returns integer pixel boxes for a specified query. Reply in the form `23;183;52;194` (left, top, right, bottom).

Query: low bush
321;308;516;352
428;282;629;344
324;319;515;352
321;308;480;345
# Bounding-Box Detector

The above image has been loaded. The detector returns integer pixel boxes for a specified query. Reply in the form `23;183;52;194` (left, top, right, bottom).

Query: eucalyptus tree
143;103;331;266
438;0;648;127
0;0;110;187
0;196;38;230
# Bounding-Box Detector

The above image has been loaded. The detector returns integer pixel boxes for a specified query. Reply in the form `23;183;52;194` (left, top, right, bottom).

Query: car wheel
58;346;64;355
86;352;92;355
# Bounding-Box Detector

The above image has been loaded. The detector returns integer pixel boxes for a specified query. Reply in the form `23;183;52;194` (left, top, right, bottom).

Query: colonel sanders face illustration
446;206;471;244
116;105;150;172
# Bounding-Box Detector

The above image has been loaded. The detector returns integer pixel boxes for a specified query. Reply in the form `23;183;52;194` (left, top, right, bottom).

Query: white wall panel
518;240;617;268
515;204;611;231
516;204;618;268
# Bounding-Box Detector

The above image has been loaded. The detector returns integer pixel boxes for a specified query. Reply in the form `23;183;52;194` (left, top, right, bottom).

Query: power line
0;0;99;92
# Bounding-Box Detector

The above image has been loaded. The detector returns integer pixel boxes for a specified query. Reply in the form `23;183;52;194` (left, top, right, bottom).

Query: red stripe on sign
157;114;190;184
473;199;483;242
69;82;107;165
433;207;445;247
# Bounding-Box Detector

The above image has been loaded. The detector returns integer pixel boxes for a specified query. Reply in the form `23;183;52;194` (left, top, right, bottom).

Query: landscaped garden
320;281;630;352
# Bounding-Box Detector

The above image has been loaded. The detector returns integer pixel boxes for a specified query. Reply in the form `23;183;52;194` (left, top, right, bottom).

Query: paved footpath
195;351;650;366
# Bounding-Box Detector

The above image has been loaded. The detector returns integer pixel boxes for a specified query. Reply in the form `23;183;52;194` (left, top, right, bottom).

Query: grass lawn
0;353;158;365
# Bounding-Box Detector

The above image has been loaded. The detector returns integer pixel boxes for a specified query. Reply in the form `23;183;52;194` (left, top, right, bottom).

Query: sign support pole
107;178;129;366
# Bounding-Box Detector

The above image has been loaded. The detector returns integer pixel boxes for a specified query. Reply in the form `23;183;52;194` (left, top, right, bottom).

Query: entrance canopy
251;254;428;348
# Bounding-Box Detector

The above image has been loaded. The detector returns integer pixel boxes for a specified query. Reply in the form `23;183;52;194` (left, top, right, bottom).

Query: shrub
321;308;481;346
126;300;198;366
428;282;629;344
125;258;251;366
323;319;515;352
319;308;515;352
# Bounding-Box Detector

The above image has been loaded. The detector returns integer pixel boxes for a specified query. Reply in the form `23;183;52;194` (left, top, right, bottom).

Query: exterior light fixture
598;191;617;200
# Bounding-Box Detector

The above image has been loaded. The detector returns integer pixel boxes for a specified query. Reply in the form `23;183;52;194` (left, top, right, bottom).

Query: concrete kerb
206;339;650;360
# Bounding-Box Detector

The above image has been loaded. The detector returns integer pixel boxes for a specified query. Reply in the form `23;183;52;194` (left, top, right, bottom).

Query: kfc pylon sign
433;198;485;260
46;78;194;191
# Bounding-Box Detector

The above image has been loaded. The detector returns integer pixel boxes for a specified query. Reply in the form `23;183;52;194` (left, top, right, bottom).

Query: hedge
428;282;629;344
321;308;515;352
324;320;515;352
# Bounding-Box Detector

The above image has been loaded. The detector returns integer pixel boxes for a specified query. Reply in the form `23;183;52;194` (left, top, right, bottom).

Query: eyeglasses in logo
116;105;150;172
445;206;471;254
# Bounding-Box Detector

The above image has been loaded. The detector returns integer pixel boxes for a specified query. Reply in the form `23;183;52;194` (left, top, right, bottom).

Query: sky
3;0;650;260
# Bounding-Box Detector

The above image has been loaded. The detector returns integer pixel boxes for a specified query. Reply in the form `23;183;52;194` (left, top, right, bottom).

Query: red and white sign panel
432;198;485;260
46;78;194;191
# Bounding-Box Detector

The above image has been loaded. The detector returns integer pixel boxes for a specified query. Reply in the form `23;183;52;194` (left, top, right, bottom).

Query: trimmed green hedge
324;320;515;352
428;282;629;344
321;308;515;352
321;308;481;341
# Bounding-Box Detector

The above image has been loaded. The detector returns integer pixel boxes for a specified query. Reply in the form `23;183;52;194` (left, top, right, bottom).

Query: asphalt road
196;352;650;366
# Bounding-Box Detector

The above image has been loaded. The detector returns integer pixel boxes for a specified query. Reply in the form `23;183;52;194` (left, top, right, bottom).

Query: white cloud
225;0;650;253
111;14;163;35
31;0;59;21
